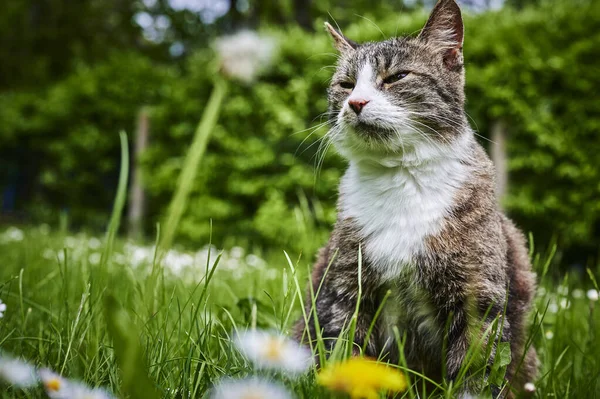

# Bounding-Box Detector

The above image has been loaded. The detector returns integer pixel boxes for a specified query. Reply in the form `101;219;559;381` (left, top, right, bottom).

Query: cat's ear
418;0;464;70
325;22;357;54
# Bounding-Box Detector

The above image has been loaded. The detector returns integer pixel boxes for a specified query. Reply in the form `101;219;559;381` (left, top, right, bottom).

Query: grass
0;128;599;399
0;223;599;398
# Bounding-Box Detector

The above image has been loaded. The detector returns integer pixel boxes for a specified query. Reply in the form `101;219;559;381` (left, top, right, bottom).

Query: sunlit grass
0;133;599;399
0;220;599;398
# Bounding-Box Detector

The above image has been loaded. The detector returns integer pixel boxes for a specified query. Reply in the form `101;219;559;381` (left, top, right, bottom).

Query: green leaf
104;295;161;399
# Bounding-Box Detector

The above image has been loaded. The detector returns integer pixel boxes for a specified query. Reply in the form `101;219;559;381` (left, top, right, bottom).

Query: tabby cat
294;0;538;396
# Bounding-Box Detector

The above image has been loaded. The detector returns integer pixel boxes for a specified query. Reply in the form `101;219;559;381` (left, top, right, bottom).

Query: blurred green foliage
0;0;599;263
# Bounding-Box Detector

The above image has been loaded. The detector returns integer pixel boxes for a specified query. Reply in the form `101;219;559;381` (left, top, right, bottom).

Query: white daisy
587;289;599;302
40;369;115;399
234;330;312;375
0;355;38;388
39;369;70;398
0;299;6;318
214;31;276;83
211;377;293;399
69;384;115;399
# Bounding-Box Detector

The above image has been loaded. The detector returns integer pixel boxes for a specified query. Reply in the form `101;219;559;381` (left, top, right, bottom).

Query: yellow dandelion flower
317;357;407;399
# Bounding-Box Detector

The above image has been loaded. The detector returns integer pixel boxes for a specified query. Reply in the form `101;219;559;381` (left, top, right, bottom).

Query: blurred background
0;0;598;273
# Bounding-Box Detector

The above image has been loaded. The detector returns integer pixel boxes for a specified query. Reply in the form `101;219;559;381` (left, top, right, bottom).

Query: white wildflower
88;253;101;265
587;289;599;302
0;299;6;318
234;330;312;375
164;250;194;275
211;378;293;399
39;369;115;399
547;303;558;314
265;269;278;280
39;224;50;235
39;369;69;398
88;237;102;250
127;244;153;267
572;289;583;299
545;330;554;340
246;254;266;268
0;356;38;388
524;382;536;393
557;285;569;296
113;253;126;265
230;246;245;259
68;384;115;399
43;249;56;260
559;298;570;309
1;227;24;243
215;31;276;83
64;236;78;248
537;287;546;297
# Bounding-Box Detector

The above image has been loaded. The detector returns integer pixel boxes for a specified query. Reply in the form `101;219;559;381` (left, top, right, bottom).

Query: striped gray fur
294;1;538;397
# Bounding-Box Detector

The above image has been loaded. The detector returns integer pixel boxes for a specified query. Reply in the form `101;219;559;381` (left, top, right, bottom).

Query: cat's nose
348;99;370;115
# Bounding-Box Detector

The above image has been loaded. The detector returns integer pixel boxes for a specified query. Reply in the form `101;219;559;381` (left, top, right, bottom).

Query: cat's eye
383;72;409;85
339;81;355;90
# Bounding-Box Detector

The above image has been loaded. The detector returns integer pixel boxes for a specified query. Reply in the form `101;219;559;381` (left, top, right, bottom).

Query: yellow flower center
242;391;264;399
263;338;284;361
45;378;61;391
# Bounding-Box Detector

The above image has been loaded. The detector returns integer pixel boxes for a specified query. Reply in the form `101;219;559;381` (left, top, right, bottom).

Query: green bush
1;0;599;262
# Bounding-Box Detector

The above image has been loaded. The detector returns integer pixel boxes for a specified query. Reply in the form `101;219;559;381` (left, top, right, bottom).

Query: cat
294;0;538;397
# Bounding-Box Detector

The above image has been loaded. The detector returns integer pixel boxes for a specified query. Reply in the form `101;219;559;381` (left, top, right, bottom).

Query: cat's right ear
325;22;357;54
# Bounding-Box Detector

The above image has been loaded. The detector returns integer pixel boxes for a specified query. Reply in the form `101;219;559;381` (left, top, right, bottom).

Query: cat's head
326;0;469;165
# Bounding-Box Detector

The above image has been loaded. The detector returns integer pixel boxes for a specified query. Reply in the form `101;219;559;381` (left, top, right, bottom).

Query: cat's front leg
294;236;383;362
446;306;511;398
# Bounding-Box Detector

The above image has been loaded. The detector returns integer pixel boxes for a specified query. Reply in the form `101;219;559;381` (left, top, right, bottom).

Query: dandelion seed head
215;31;276;83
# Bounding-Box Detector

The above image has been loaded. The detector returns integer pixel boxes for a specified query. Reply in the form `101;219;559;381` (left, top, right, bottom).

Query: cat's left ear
325;22;358;54
418;0;464;71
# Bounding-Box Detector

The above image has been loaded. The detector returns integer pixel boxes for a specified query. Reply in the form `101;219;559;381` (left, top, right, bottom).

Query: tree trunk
128;107;149;240
490;120;508;203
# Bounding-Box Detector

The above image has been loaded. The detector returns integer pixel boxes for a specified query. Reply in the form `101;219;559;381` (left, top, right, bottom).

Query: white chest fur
339;140;471;281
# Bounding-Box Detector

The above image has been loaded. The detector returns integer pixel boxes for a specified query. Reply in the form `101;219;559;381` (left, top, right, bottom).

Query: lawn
0;224;599;398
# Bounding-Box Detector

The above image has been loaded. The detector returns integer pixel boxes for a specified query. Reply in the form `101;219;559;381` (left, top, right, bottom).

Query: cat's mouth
349;120;394;140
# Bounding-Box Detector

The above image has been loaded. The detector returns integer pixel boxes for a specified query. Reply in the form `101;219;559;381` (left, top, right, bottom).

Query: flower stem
160;79;228;255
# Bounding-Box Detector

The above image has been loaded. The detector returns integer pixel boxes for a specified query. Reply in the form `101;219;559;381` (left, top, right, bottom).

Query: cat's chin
348;121;394;141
